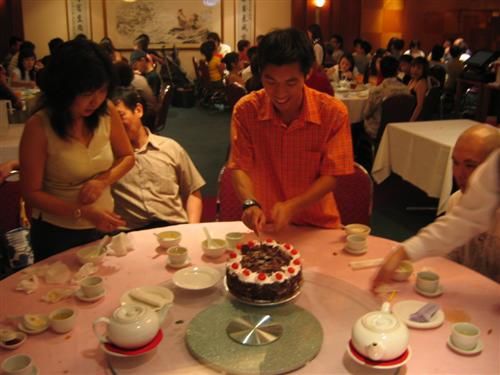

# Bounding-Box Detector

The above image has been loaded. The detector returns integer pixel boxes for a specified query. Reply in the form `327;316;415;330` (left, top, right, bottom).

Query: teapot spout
367;342;385;360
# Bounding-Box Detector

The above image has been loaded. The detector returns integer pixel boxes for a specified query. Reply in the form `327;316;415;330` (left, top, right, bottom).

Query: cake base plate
186;300;323;375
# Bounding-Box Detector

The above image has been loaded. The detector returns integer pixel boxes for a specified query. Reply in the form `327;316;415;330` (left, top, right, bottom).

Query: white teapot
93;304;159;349
351;302;409;361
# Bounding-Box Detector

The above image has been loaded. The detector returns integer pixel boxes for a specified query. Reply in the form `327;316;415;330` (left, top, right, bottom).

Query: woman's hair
370;48;386;76
338;53;355;80
17;48;36;81
200;40;216;62
330;34;343;48
411;56;429;79
38;39;115;139
307;24;323;43
112;86;152;128
222;52;239;71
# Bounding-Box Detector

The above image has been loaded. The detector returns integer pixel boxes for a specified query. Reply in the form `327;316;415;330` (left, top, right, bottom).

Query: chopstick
349;258;384;270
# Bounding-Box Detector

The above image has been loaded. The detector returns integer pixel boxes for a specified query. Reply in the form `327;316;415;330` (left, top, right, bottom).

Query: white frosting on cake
226;239;301;284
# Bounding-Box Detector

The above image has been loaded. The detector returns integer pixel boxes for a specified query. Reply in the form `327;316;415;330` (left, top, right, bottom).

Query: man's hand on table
371;245;409;292
269;201;295;232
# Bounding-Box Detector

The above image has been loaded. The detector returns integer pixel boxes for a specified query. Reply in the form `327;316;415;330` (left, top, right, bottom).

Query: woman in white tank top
19;40;134;261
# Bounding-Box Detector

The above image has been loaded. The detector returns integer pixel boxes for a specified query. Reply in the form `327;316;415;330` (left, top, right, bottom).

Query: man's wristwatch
242;199;261;211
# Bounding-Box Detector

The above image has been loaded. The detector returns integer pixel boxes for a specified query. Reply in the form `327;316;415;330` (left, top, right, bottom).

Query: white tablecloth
334;89;369;123
0;123;24;163
371;119;481;214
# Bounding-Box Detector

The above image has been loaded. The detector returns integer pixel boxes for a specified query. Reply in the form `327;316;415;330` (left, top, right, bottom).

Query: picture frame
103;0;223;50
234;0;255;44
66;0;92;40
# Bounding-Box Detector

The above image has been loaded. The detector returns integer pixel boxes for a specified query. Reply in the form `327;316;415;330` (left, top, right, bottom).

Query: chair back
215;165;242;222
377;94;416;144
333;163;373;225
225;82;247;109
154;85;173;133
0;171;30;233
418;86;442;121
429;65;446;88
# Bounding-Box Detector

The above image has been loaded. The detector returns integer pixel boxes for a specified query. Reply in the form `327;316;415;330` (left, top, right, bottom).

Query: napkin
44;261;72;284
15;274;39;294
129;289;166;309
72;263;98;283
409;302;440;322
41;288;75;303
107;232;134;257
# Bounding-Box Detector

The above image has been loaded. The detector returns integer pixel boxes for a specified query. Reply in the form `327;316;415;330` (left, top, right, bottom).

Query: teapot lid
113;304;148;323
361;311;400;333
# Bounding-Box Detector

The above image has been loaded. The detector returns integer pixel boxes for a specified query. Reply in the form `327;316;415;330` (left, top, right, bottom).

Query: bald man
446;124;500;281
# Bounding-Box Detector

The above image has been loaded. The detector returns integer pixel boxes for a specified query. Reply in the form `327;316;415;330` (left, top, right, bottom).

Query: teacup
80;276;105;298
225;232;244;250
167;246;188;265
451;322;480;351
346;234;366;251
1;354;33;375
49;307;77;334
416;271;440;293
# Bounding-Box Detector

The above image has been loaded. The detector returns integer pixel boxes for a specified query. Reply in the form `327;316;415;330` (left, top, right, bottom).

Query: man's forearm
232;169;257;203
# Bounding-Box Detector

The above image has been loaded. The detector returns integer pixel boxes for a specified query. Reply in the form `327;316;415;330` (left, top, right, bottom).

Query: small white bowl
156;231;182;249
392;260;414;281
344;224;371;237
201;239;227;258
76;245;106;265
0;331;27;350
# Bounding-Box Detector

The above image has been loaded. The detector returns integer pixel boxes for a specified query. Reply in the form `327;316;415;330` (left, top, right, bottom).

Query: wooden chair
376;94;416;146
333;162;373;225
418;86;442;121
153;84;173;133
215;165;242;222
225;82;247;109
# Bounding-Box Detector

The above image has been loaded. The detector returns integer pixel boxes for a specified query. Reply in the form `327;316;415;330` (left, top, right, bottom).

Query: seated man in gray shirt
112;87;205;230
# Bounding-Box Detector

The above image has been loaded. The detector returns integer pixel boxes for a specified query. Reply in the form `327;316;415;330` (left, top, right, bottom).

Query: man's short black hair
207;32;221;44
399;54;413;64
237;39;251;52
380;56;400;78
257;28;314;76
431;44;445;61
9;36;22;47
449;45;462;58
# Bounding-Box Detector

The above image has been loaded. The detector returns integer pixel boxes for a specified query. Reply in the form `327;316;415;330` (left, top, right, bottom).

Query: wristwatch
242;199;261;211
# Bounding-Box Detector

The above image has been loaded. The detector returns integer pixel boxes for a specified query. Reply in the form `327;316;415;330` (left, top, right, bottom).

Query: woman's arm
79;102;134;204
410;79;427;121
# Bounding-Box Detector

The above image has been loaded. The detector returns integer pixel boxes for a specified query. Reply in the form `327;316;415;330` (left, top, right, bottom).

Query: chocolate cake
226;240;303;302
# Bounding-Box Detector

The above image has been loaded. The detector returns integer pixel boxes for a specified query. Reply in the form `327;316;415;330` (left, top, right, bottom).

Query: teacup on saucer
447;336;483;355
344;246;367;255
75;288;106;302
166;256;191;269
414;284;443;298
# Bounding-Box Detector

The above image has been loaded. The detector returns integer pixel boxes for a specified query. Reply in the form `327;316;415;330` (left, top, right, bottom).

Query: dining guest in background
2;36;22;71
329;34;344;66
444;45;464;95
0;65;22;109
130;49;162;97
372;148;499;289
387;37;404;60
112;87;205;230
408;57;429;121
10;48;38;88
100;37;126;63
326;53;359;83
228;28;353;233
305;62;333;96
446;125;500;282
222;52;244;86
363;56;410;141
307;24;325;67
207;32;232;58
19;39;134;261
404;39;425;58
237;39;251;66
397;54;413;85
241;46;257;83
8;41;37;76
40;37;64;67
200;40;225;90
352;38;371;75
368;48;386;86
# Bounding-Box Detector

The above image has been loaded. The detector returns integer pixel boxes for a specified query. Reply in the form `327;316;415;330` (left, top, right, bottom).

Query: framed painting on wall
103;0;223;49
235;0;255;43
66;0;92;40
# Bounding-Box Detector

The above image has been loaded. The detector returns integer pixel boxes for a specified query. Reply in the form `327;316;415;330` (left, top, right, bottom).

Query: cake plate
186;300;323;375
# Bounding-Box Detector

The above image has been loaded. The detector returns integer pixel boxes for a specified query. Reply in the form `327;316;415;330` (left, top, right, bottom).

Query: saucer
75;288;106;302
447;337;483;355
392;300;445;329
173;266;220;290
414;285;443;298
18;321;48;335
101;329;163;358
344;246;367;255
0;331;27;349
346;340;411;369
166;256;191;269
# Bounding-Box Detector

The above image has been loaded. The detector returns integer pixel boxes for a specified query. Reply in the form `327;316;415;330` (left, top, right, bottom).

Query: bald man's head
452;124;500;191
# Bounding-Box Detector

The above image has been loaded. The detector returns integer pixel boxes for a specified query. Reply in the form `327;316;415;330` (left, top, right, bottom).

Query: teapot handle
93;317;111;344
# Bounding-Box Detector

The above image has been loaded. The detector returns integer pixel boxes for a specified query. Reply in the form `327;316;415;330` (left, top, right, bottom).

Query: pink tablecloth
0;222;498;374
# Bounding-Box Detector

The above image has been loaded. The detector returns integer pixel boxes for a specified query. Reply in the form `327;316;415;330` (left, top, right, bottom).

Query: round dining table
0;222;498;374
333;86;370;124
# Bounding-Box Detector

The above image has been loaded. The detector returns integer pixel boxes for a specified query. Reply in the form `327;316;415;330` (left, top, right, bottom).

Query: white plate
120;286;174;311
344;246;367;255
173;266;221;290
75;288;106;302
166;256;191;269
414;285;443;298
18;321;48;335
392;300;444;329
447;337;483;355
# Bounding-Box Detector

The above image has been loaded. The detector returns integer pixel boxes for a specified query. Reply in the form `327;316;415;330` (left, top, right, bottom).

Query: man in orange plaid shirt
228;28;354;233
